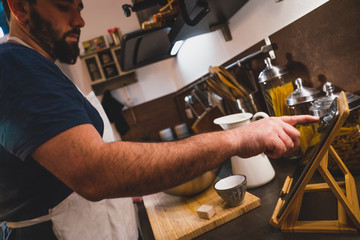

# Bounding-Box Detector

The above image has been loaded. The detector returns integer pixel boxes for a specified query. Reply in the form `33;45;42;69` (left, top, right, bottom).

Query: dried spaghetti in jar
331;96;360;172
286;78;322;154
310;82;360;173
258;58;294;116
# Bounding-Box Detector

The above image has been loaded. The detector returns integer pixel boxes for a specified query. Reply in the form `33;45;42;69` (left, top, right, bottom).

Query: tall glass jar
286;78;322;155
310;82;360;173
258;58;294;116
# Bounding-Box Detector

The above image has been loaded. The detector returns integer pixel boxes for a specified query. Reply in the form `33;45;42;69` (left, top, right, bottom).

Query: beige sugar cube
197;204;216;219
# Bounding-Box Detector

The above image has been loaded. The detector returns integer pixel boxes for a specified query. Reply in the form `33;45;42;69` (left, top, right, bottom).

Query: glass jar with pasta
286;78;322;155
258;58;294;116
310;82;360;173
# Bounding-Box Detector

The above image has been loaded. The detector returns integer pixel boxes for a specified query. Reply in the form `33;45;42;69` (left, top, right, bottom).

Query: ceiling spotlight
170;40;184;56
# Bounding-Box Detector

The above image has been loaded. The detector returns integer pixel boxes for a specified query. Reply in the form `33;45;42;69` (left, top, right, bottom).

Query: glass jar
309;82;338;117
286;78;322;154
286;78;322;115
310;82;360;173
258;58;294;116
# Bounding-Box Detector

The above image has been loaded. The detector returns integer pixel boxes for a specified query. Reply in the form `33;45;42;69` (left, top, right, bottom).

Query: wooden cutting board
143;187;261;240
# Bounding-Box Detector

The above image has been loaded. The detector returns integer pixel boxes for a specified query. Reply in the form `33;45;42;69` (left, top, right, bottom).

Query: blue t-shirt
0;43;104;222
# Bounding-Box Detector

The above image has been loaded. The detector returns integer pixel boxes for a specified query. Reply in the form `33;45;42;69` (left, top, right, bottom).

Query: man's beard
28;8;80;64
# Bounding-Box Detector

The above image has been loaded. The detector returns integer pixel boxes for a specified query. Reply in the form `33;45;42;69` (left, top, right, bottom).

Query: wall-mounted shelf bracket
210;22;232;42
264;37;276;59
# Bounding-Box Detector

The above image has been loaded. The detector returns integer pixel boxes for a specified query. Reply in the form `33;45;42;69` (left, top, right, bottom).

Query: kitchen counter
136;157;360;240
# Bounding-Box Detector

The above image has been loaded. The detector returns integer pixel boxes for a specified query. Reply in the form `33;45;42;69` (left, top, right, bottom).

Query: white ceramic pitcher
214;112;275;188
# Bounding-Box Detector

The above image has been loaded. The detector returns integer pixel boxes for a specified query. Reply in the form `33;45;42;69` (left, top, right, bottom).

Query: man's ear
7;0;31;24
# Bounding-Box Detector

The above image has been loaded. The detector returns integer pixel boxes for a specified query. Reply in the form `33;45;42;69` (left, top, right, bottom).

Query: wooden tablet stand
270;92;360;233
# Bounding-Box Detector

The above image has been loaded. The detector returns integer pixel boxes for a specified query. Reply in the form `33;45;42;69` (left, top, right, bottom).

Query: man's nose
71;11;85;28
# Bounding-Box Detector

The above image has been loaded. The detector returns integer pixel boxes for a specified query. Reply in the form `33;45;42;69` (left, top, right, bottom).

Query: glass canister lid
286;78;322;106
310;82;337;117
258;58;287;83
310;82;360;117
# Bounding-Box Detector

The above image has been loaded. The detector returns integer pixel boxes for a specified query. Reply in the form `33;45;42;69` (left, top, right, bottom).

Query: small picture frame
82;36;106;54
98;49;114;65
85;56;103;81
102;64;119;79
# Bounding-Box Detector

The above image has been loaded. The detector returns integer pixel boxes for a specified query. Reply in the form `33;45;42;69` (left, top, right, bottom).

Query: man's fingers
265;137;286;158
234;115;318;159
280;115;320;126
264;133;288;159
264;118;302;158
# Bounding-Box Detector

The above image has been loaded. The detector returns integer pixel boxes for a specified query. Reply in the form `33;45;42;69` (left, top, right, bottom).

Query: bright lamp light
170;40;184;56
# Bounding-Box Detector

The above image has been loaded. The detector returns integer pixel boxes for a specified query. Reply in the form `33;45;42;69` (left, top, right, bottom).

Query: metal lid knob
323;81;335;96
286;78;321;106
258;58;287;83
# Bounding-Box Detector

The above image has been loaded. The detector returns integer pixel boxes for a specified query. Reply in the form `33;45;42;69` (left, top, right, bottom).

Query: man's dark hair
1;0;36;21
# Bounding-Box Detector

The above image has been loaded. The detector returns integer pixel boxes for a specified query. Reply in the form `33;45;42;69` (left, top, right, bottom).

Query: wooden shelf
91;72;137;96
80;44;137;95
79;44;121;58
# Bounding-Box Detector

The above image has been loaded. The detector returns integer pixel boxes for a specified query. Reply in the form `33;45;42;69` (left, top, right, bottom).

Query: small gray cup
214;175;247;207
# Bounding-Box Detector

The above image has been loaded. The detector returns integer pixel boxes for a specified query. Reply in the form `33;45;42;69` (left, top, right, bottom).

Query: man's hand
232;115;319;159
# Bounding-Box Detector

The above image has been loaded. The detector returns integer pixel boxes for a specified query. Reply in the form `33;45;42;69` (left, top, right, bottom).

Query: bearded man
0;0;318;239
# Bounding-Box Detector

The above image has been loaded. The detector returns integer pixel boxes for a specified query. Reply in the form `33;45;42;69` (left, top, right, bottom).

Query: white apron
4;91;138;240
3;38;139;239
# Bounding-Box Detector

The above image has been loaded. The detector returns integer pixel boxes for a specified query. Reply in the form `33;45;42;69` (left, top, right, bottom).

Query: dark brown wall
223;0;360;94
269;0;360;93
121;93;183;142
120;0;360;141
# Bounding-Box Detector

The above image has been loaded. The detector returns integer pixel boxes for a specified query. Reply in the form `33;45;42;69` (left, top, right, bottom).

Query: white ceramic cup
213;112;275;188
174;123;190;139
213;112;269;130
159;128;175;141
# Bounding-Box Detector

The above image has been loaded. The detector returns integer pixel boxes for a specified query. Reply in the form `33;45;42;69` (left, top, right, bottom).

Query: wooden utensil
206;77;236;102
215;66;250;97
209;66;244;99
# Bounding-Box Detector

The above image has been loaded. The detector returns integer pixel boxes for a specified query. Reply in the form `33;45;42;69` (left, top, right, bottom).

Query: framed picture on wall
84;56;104;82
82;36;107;54
102;64;119;79
98;49;114;65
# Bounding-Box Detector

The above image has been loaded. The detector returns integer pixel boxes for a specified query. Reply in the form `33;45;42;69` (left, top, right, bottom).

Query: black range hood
120;0;248;72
